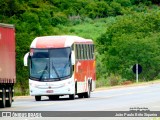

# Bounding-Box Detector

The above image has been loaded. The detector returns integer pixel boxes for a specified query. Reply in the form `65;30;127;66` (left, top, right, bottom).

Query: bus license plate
46;90;53;93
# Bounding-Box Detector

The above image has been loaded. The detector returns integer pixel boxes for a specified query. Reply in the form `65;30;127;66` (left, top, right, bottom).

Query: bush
108;74;122;86
110;1;123;16
52;12;68;26
115;0;132;7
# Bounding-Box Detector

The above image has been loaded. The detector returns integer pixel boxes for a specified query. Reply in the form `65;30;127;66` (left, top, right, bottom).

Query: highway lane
0;82;160;120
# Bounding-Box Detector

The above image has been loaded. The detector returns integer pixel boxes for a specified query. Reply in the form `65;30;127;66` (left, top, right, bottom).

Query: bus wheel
84;83;91;98
6;87;12;107
69;94;75;100
0;87;6;108
35;96;41;101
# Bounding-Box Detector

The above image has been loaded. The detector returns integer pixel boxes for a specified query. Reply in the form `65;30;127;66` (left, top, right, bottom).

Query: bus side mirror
24;52;29;66
71;51;75;65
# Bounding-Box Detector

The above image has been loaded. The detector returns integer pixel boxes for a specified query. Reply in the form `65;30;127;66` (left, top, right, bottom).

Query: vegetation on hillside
96;11;160;82
0;0;160;95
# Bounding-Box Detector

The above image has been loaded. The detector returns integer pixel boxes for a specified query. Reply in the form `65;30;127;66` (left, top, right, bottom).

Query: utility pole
136;63;138;83
132;64;142;83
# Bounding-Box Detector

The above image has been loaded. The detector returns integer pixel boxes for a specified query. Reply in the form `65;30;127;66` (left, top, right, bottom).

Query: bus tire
84;82;91;98
69;83;77;100
35;96;41;101
6;87;12;107
69;94;75;100
78;94;83;98
0;87;6;108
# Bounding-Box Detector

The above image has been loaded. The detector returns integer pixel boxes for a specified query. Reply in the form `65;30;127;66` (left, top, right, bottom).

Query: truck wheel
6;87;12;107
35;96;41;101
0;87;6;108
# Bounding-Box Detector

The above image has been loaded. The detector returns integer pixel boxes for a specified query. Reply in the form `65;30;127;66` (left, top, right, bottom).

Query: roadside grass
151;118;160;120
96;79;160;91
14;87;29;96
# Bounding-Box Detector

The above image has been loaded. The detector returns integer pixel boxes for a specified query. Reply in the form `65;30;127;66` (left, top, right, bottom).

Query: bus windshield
29;48;71;81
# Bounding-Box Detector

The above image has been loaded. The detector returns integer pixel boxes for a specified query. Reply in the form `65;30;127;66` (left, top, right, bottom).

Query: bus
24;35;96;101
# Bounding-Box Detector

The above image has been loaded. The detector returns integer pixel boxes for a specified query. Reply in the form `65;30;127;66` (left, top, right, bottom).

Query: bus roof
30;35;93;48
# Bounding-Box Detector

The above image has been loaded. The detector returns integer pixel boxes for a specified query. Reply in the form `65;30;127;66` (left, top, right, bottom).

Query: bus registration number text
46;90;53;93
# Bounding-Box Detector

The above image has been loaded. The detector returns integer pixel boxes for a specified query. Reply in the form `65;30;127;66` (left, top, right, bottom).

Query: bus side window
80;44;83;60
89;44;92;59
82;44;85;60
91;44;94;59
71;44;74;51
83;44;87;60
92;44;95;59
87;44;89;60
75;44;78;59
78;44;81;60
86;44;88;60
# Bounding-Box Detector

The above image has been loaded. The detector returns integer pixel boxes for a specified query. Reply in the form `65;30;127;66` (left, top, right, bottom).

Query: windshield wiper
52;62;61;80
39;64;48;81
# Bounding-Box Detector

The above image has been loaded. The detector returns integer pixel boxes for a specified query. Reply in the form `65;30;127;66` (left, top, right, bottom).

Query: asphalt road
1;82;160;119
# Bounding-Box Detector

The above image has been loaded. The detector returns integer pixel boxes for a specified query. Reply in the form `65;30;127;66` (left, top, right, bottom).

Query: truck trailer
0;23;16;108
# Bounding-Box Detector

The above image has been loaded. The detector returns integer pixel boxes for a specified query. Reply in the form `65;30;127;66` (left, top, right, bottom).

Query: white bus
24;35;96;101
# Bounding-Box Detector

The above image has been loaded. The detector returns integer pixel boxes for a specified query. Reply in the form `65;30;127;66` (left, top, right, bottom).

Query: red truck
0;23;16;108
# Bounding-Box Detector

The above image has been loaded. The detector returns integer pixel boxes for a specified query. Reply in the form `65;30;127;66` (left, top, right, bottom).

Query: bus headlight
68;81;71;84
29;83;37;87
67;80;73;84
